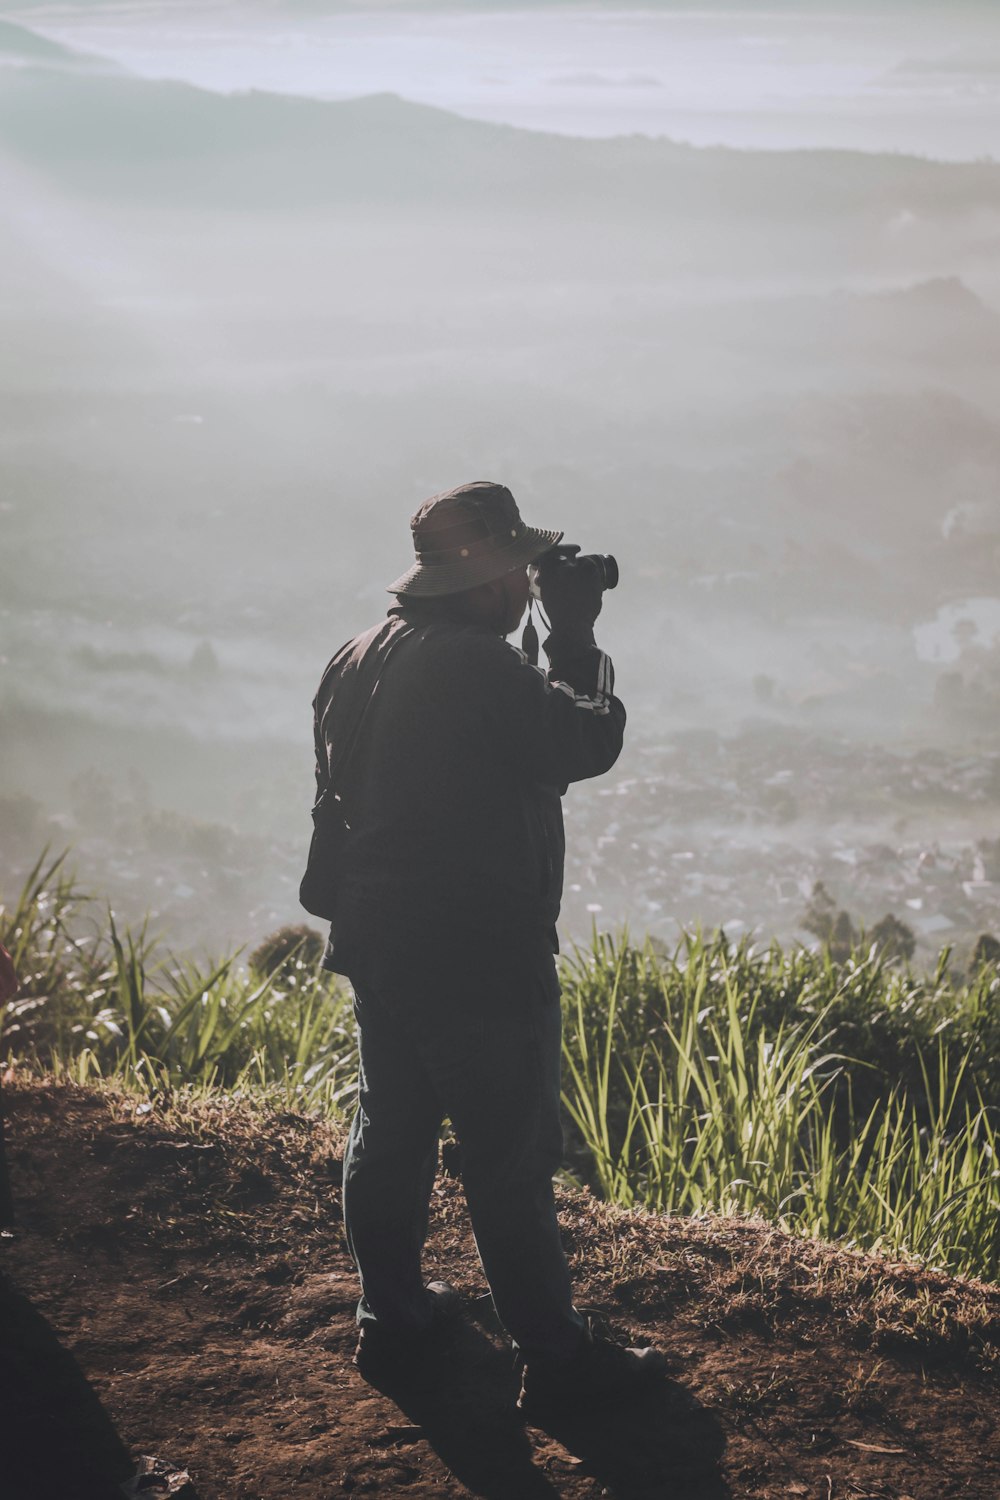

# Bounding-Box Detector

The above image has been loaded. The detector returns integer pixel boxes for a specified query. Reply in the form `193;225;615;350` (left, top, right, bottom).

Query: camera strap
521;599;552;666
521;602;539;666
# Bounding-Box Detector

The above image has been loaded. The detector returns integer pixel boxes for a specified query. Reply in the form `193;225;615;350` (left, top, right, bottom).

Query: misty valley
3;19;1000;966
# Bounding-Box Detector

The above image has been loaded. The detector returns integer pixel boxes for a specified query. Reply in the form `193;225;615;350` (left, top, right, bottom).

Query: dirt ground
1;1076;997;1500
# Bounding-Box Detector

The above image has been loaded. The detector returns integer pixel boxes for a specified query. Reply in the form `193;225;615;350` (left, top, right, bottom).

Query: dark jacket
313;601;625;968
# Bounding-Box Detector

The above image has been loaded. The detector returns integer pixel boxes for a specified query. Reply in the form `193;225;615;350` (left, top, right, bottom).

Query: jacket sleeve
476;629;626;790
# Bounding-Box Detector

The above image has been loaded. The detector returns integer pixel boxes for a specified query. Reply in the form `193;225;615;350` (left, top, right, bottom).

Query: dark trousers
341;941;586;1360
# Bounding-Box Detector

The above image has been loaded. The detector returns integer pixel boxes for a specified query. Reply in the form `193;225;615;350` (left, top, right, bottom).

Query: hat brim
387;525;563;597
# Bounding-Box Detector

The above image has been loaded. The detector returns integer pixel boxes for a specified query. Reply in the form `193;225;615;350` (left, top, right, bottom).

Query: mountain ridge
0;16;117;70
2;62;999;217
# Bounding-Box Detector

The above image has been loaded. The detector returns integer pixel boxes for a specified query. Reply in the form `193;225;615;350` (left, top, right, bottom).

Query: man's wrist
543;625;597;657
542;631;608;699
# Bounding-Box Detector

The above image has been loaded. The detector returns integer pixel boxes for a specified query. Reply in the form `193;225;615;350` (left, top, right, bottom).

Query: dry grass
557;1192;999;1381
8;1069;995;1383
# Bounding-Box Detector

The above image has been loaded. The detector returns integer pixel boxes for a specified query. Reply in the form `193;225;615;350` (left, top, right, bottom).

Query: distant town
4;722;999;975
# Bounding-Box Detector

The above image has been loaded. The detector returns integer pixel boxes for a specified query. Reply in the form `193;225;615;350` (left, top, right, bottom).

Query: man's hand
537;550;603;640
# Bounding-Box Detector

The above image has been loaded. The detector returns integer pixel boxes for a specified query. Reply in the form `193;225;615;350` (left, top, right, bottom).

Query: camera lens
597;555;619;591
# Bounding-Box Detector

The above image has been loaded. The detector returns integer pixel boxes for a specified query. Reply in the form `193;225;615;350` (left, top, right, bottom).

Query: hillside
2;59;1000;219
4;15;1000;995
2;1078;997;1499
0;18;115;70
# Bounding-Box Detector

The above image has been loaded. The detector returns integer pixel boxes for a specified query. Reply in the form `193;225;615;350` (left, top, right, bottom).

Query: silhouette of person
309;481;663;1408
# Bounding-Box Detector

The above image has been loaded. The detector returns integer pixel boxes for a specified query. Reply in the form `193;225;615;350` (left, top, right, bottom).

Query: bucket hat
387;481;562;598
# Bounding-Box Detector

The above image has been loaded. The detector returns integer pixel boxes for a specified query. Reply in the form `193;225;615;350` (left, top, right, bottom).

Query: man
311;480;663;1409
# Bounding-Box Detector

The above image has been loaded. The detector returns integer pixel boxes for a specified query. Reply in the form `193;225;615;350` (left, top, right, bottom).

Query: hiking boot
353;1281;463;1377
516;1316;666;1416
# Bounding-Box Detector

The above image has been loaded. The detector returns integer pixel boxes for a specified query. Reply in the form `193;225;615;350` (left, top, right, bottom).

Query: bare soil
1;1075;998;1500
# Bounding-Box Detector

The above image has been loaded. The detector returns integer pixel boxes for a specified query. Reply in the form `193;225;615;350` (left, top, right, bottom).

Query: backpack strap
312;622;416;814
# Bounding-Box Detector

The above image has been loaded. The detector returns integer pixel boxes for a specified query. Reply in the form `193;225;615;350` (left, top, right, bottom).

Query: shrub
249;925;325;984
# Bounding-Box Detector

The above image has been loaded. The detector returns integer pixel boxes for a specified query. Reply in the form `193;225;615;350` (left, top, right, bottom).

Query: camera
529;543;619;601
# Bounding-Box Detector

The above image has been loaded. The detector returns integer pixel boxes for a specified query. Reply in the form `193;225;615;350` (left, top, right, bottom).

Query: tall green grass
561;933;999;1280
2;856;998;1279
1;852;358;1113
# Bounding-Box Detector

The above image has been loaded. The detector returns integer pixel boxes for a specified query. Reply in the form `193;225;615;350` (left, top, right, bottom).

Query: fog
3;3;1000;961
15;2;1000;158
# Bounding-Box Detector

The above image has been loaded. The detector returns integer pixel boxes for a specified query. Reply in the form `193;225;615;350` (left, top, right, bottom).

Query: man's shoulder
321;615;398;674
314;616;396;706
